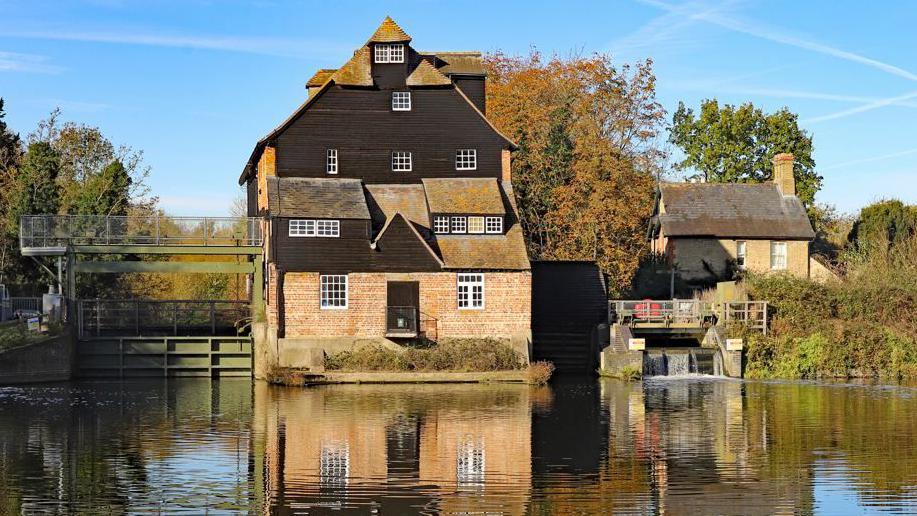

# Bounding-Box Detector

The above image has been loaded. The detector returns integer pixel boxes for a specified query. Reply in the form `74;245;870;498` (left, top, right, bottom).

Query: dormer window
433;216;450;234
392;151;412;171
456;149;477;170
468;216;485;234
374;43;404;63
392;92;411;111
485;216;503;234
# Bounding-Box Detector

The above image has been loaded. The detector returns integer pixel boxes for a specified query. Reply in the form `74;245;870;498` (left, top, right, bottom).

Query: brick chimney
773;153;795;197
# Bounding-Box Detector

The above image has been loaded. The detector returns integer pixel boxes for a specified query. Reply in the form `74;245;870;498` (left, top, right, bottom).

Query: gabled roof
306;69;336;87
406;59;452;86
365;184;431;227
422;178;506;214
657;182;815;239
366;16;411;43
266;177;370;219
420;52;485;76
372;213;444;267
331;47;373;87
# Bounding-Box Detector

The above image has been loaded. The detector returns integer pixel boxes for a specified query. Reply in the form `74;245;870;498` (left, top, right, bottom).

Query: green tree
669;99;822;207
848;199;917;249
0;98;20;171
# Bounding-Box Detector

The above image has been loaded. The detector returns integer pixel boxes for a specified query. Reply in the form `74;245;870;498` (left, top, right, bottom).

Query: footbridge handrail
21;214;263;249
77;298;250;338
610;299;768;333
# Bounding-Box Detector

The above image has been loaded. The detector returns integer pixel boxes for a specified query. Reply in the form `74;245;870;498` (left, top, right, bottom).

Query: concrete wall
0;329;74;384
669;237;809;281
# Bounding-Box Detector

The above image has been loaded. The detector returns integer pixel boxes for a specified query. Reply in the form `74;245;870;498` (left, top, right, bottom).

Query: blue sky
1;0;915;215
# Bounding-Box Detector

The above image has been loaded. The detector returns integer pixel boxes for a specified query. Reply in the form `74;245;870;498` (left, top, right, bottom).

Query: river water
0;377;914;514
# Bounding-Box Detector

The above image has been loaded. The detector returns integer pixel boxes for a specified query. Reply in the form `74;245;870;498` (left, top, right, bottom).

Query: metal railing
20;215;262;249
610;299;769;333
386;306;418;336
77;299;250;338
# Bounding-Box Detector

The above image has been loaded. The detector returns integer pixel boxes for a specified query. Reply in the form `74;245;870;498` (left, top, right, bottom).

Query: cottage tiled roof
306;69;336;87
422;178;506;214
266;177;370;219
422;52;485;76
658;182;815;239
365;184;431;227
367;16;412;43
406;59;452;86
332;47;374;87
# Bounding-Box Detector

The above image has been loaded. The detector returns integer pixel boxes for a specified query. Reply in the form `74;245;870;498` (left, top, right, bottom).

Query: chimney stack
773;153;795;197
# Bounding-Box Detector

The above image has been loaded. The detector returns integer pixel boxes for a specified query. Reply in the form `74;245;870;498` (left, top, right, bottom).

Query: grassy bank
0;320;56;353
741;234;917;380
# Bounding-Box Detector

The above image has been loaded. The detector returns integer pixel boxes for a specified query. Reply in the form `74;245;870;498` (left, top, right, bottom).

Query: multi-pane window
392;91;411;111
736;241;747;270
451;216;467;234
434;216;450;234
320;442;349;486
374;43;404;63
320;275;348;309
770;241;787;270
457;273;484;309
392;151;412;171
289;219;339;237
326;149;338;174
485;216;503;234
468;216;485;234
455;149;477;170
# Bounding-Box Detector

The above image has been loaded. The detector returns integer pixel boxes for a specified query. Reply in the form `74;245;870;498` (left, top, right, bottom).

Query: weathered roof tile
306;69;336;87
406;59;452;86
367;16;411;43
422;178;506;214
266;177;370;219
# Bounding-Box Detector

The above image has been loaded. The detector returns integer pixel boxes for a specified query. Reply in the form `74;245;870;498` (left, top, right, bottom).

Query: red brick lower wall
275;271;531;340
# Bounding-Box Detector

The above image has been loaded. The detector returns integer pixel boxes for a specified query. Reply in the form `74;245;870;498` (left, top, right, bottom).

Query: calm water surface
0;377;915;514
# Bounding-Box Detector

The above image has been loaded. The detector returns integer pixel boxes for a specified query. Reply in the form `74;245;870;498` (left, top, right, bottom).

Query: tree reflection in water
0;378;914;514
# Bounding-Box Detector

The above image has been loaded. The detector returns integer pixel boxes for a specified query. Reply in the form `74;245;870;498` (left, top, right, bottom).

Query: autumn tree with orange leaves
485;51;666;294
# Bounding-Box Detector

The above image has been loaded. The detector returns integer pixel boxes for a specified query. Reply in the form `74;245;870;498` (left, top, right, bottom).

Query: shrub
324;338;525;372
526;361;555;385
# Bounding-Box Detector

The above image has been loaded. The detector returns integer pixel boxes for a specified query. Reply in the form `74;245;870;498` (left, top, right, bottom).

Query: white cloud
0;50;62;74
820;147;917;172
803;89;917;123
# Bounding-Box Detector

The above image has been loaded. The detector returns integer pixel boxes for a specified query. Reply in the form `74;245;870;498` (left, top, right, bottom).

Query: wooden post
251;253;264;319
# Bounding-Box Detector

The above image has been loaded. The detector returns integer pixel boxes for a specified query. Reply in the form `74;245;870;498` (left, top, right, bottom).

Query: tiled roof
423;52;485;76
658;182;815;239
367;16;411;43
365;184;431;227
406;59;452;86
332;47;373;87
306;69;336;87
436;181;529;270
422;178;506;214
266;177;370;219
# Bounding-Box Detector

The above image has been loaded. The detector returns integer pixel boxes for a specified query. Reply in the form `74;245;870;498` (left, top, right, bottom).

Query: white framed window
770;241;787;270
736;241;747;270
451;216;467;234
485;216;503;234
457;273;484;309
392;151;412;171
392;91;411;111
320;275;348;309
320;442;349;486
468;216;485;234
289;219;339;237
374;43;404;63
455;149;477;170
434;216;450;234
326;149;338;174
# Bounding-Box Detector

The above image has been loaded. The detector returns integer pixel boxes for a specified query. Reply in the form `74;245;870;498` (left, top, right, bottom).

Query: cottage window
320;275;348;309
374;43;404;63
392;91;411;111
451;216;467;234
326;149;338;174
736;241;747;270
485;216;503;234
289;219;339;237
468;216;485;234
455;149;477;170
434;216;450;234
457;273;484;309
392;151;412;171
771;241;787;270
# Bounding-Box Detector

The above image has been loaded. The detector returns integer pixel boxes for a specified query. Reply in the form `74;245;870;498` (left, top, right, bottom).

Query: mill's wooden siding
247;181;258;216
274;86;507;183
454;77;485;114
273;217;440;273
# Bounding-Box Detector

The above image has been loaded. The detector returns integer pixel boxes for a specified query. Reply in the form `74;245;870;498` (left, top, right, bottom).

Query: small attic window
374;43;404;63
